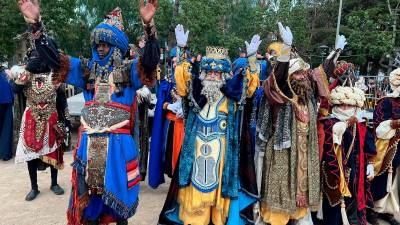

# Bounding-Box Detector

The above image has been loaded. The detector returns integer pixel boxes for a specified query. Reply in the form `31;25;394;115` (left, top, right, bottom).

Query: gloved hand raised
335;35;347;51
175;24;189;47
246;34;262;57
277;22;293;46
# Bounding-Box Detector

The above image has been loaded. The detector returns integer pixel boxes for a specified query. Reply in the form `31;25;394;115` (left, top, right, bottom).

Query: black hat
25;49;51;74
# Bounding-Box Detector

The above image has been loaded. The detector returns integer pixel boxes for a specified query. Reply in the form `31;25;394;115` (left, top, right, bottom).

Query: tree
345;1;394;67
0;0;26;61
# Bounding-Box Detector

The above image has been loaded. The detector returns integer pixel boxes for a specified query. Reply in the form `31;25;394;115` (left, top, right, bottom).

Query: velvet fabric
372;97;400;200
322;117;376;225
33;36;60;72
200;57;231;73
0;71;13;104
148;80;173;188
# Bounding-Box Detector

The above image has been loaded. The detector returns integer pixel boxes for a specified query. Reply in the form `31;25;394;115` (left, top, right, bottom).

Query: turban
330;86;366;108
91;7;129;55
389;68;400;89
288;57;310;76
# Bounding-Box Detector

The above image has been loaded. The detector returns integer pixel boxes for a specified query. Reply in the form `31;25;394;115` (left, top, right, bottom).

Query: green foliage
345;2;394;64
40;0;81;55
0;0;26;61
0;0;397;68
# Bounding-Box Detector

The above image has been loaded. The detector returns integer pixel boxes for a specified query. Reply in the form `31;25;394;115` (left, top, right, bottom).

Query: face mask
332;106;359;121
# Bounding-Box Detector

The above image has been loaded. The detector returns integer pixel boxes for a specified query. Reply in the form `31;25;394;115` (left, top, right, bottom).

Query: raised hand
335;35;347;51
245;34;262;56
277;22;293;46
18;0;40;23
175;24;189;47
139;0;158;25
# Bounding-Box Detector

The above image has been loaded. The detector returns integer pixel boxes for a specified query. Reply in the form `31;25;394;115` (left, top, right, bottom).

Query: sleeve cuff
376;120;396;140
333;121;347;145
277;44;291;62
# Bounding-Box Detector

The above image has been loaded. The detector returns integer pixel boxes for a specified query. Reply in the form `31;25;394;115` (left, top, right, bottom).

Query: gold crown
206;46;229;60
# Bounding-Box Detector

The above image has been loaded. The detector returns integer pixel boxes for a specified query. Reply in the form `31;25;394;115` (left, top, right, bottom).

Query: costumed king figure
148;42;186;188
158;24;260;225
320;85;376;225
256;22;334;225
17;0;160;224
367;68;400;225
9;49;68;201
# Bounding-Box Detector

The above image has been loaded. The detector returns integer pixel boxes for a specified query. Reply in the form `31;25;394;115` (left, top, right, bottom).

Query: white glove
167;100;182;114
176;106;184;118
277;22;293;46
136;85;151;104
175;24;189;47
366;164;375;180
246;34;262;56
332;121;347;145
335;35;347;50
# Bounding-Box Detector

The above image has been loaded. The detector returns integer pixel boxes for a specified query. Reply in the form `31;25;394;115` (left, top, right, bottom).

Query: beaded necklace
95;60;112;82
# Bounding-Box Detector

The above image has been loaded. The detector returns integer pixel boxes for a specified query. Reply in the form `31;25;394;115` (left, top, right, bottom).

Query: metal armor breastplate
81;69;130;131
191;97;227;192
24;74;57;141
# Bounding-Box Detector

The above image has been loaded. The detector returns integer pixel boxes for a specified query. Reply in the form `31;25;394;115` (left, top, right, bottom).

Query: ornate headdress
91;7;129;55
267;42;283;57
200;46;231;75
389;68;400;89
288;57;310;76
334;61;353;77
330;86;366;108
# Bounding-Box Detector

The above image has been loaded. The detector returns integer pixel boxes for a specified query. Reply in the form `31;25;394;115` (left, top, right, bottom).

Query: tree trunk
167;0;180;48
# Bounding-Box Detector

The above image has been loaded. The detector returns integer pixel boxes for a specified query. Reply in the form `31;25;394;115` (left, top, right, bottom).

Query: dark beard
290;77;313;105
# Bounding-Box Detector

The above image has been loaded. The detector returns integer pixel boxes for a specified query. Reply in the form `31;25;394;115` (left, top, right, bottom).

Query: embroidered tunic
257;59;328;225
67;56;144;221
14;73;64;169
159;48;260;225
321;118;376;225
371;97;400;214
177;95;230;225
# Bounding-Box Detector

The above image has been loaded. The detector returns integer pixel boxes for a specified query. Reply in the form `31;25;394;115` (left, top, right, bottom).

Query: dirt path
0;152;169;225
0;125;398;225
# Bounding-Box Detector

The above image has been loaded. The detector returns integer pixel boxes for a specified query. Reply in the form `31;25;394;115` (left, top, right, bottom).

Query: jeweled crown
103;7;124;31
206;46;229;60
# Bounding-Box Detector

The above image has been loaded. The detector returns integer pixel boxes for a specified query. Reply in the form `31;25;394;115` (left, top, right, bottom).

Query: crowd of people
0;0;400;225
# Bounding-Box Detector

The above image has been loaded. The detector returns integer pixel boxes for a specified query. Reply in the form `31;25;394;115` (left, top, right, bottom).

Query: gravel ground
0;151;170;225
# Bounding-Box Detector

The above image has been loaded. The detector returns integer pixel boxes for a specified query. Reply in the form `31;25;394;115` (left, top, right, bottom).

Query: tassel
254;202;262;225
341;199;350;225
387;166;393;192
317;197;323;220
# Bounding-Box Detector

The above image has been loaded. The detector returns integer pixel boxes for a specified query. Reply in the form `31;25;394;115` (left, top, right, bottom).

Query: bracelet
142;18;157;40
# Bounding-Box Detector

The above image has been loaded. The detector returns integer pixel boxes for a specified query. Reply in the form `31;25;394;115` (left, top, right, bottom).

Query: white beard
201;79;224;104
